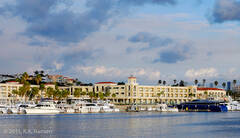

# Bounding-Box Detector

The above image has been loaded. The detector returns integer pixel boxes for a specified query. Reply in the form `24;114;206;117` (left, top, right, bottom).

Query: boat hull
24;108;61;114
177;104;228;112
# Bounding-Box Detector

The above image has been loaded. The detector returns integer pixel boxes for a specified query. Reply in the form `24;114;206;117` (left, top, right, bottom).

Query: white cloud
148;71;161;81
185;68;218;79
93;66;107;75
72;65;162;82
53;61;64;70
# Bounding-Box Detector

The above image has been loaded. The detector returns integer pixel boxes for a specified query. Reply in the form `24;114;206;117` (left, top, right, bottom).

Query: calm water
0;112;240;138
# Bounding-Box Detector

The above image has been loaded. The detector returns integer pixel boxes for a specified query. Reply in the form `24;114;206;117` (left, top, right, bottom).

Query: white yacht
23;101;61;114
0;104;8;114
97;101;120;112
58;104;75;113
8;101;37;114
226;96;240;111
75;101;101;113
156;104;178;112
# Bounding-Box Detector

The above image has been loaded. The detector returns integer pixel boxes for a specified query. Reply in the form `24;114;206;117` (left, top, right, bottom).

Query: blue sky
0;0;240;85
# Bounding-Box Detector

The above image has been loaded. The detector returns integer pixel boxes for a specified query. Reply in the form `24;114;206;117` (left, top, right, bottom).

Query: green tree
214;81;218;88
40;70;45;77
157;91;164;103
104;88;111;100
34;70;39;76
45;87;54;98
81;91;87;96
39;83;45;98
233;80;237;100
173;79;177;85
194;79;198;86
18;81;31;101
112;93;116;103
12;89;19;95
74;88;81;98
188;92;194;101
204;91;208;99
88;91;94;102
27;87;39;100
57;89;70;101
35;74;42;85
20;72;29;84
12;89;19;102
222;82;226;89
98;92;104;100
53;89;60;100
163;80;166;86
233;80;237;87
202;79;206;87
158;80;162;85
227;90;233;96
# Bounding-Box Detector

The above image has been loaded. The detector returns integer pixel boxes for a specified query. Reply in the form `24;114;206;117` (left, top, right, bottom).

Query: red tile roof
197;88;225;91
95;82;116;84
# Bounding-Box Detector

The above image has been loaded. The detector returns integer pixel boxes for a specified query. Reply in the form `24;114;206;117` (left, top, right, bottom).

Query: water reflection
0;112;240;138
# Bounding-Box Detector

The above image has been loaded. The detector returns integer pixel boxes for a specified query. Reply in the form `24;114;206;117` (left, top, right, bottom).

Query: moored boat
23;101;61;114
177;99;228;112
127;103;139;112
156;104;178;112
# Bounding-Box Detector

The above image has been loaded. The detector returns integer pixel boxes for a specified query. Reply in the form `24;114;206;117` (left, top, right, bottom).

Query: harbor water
0;112;240;138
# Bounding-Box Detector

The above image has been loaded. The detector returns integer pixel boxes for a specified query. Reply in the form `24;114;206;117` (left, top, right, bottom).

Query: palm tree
28;87;39;100
179;80;185;86
39;83;45;98
45;87;54;98
158;80;162;85
232;80;237;100
40;70;44;77
34;70;39;76
112;93;116;103
81;91;87;97
214;81;218;88
233;80;237;92
20;72;29;84
104;89;111;101
202;79;206;87
98;92;104;100
74;88;81;98
204;91;208;99
194;79;198;86
173;79;177;85
88;91;94;102
12;89;19;102
233;80;237;87
222;82;226;89
57;89;70;101
18;81;31;102
163;80;166;86
157;91;164;103
35;74;42;85
188;92;194;101
12;89;19;96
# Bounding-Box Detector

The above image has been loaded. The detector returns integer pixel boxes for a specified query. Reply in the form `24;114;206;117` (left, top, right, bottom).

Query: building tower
128;75;137;84
127;76;138;103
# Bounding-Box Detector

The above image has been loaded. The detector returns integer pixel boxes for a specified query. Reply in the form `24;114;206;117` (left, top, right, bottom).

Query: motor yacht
226;96;240;111
156;104;178;112
97;101;120;112
23;101;61;114
0;104;8;114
